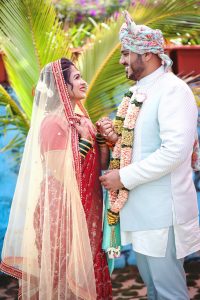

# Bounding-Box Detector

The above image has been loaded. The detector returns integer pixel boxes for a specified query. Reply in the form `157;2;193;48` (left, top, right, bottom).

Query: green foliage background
0;0;200;152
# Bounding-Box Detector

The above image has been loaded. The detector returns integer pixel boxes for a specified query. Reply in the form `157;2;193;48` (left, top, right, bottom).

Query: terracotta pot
0;52;8;83
165;45;200;76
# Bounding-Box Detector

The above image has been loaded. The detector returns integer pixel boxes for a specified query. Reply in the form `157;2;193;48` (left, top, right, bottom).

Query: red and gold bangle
79;138;93;158
96;133;108;149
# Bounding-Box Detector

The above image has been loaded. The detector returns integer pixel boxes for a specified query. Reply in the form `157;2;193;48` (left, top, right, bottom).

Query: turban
119;11;173;70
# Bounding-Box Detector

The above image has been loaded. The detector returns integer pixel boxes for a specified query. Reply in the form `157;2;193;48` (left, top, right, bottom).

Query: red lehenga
33;115;112;299
0;60;112;300
81;139;112;299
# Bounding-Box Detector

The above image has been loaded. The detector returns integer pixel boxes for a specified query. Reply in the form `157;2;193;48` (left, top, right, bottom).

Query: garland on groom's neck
109;89;145;213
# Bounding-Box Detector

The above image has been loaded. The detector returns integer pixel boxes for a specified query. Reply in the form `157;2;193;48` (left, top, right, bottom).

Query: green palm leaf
79;20;129;121
0;85;29;129
0;0;71;120
80;0;200;122
0;85;29;151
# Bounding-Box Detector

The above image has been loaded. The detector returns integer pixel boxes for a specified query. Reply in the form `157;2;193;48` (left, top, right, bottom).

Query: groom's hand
99;170;124;190
96;118;118;144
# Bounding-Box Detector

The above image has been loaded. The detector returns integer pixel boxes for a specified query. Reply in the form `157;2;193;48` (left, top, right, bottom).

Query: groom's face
119;47;130;77
120;46;145;81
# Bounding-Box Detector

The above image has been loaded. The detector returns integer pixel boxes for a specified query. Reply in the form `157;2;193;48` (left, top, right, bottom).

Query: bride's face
67;65;87;104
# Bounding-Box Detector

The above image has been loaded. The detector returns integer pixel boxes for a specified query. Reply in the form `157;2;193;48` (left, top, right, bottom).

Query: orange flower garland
109;90;146;212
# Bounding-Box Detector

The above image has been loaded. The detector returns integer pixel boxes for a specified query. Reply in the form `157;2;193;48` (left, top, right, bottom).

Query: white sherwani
119;66;200;258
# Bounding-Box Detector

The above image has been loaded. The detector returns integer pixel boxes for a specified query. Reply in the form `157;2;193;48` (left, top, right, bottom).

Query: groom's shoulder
162;71;192;94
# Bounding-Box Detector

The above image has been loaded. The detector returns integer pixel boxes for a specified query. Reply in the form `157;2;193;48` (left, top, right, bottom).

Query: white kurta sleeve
119;83;198;191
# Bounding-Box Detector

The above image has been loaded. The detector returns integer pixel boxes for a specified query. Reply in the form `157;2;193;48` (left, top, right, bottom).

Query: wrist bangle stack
79;138;93;158
96;133;106;147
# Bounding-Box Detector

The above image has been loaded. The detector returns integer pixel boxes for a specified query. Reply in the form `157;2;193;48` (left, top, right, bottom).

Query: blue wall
0;87;20;256
0;134;18;254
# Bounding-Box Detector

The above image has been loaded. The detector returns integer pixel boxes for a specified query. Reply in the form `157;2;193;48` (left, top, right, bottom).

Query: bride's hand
73;117;93;141
96;118;118;143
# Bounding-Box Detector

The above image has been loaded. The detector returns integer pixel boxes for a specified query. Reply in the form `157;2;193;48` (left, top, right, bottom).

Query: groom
99;11;200;299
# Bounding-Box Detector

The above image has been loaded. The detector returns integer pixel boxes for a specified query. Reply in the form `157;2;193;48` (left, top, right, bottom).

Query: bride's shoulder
40;114;69;135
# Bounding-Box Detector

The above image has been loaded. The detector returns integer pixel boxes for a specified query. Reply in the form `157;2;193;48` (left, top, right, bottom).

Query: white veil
1;60;97;300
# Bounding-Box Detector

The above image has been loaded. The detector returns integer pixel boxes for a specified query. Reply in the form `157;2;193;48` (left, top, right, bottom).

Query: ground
0;260;200;299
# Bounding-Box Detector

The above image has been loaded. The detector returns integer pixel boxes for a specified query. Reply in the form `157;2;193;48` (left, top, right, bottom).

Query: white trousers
135;227;189;300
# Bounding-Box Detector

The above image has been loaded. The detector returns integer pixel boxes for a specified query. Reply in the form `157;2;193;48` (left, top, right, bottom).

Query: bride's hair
35;58;75;111
61;58;75;89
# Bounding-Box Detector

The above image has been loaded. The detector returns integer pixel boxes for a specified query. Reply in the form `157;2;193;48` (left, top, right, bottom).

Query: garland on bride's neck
109;89;146;213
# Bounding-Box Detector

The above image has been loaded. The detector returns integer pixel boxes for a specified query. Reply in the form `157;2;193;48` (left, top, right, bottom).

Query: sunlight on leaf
80;0;200;122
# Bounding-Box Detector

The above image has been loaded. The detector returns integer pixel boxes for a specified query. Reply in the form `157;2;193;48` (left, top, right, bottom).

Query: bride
0;58;112;300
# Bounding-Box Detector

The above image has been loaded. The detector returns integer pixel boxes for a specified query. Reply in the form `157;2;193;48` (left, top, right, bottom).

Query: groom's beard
127;56;145;81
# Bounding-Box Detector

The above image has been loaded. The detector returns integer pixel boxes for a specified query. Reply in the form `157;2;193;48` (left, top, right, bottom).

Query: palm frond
78;19;129;120
0;85;29;129
0;0;71;119
80;0;200;122
135;0;200;36
0;85;29;151
0;134;24;153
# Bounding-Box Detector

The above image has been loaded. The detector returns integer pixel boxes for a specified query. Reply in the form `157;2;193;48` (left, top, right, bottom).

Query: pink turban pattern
119;11;173;70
